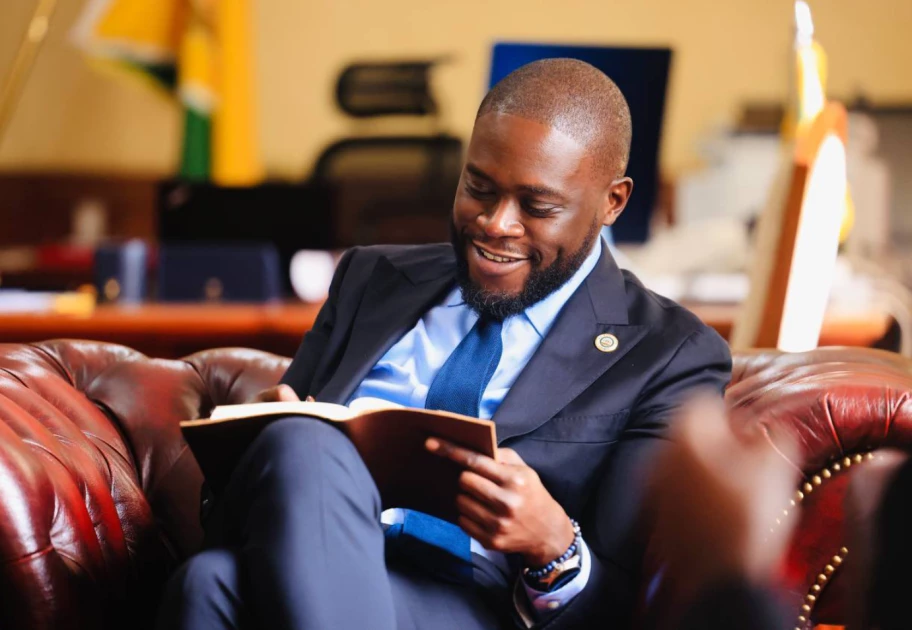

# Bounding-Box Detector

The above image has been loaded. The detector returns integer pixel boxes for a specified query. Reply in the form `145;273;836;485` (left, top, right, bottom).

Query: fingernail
425;438;440;451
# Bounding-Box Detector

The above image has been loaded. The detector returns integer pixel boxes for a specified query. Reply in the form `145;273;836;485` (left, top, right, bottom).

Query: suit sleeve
280;247;357;396
536;325;733;630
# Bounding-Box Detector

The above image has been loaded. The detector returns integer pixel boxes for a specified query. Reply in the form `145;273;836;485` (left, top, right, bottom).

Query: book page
346;396;404;414
204;401;356;423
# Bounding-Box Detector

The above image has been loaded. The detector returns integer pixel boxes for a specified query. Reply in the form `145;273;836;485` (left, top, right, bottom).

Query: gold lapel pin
594;333;619;353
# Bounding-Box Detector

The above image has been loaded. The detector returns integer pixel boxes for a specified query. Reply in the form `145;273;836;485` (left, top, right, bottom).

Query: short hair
477;58;632;179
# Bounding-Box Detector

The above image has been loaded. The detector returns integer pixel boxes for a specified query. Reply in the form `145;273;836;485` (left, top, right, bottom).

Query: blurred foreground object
647;395;800;628
73;0;263;185
732;2;848;352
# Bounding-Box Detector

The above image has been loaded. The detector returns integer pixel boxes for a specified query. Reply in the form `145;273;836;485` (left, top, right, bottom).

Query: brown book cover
181;401;497;522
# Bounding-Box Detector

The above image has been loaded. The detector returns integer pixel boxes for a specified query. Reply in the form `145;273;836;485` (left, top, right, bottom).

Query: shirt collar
444;237;605;338
523;236;602;338
444;287;465;307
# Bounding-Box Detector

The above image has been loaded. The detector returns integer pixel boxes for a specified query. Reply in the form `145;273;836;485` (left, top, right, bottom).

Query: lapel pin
594;333;619;353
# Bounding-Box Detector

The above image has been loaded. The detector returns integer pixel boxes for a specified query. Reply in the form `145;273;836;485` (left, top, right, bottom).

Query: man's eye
466;184;494;198
523;202;557;216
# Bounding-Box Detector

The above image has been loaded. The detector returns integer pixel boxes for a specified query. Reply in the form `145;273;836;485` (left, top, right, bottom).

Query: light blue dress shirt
350;238;605;621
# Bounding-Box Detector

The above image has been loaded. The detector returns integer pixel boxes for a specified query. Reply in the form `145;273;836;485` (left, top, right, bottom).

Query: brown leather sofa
1;340;910;629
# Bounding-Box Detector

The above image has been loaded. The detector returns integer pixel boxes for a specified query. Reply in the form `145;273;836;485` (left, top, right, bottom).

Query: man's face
451;113;609;319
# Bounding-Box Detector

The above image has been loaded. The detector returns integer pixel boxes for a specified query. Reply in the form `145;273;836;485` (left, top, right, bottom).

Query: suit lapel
318;248;456;404
493;249;648;444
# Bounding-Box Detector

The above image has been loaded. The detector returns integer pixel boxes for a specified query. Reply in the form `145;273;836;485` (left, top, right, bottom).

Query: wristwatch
523;553;582;592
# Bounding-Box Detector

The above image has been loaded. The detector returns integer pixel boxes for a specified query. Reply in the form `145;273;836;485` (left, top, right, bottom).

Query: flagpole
0;0;59;148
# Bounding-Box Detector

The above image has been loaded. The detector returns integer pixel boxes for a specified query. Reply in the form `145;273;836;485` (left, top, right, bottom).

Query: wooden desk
0;302;891;359
682;303;891;349
0;303;323;358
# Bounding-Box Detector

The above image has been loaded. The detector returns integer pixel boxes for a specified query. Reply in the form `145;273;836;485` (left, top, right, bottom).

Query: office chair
335;61;442;117
314;135;461;246
313;60;463;247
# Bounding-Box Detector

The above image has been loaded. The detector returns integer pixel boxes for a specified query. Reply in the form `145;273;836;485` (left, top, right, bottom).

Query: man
158;58;732;629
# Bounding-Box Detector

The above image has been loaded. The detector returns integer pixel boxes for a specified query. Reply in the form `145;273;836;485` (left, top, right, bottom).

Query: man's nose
478;198;524;239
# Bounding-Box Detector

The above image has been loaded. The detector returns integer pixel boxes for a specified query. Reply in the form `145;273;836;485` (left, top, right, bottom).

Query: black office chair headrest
335;60;446;117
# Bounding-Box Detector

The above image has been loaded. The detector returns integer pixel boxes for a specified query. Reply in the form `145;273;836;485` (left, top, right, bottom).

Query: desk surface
0;302;891;359
0;303;323;337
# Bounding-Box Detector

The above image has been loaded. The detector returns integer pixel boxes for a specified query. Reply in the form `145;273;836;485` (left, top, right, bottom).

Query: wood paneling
0;172;158;246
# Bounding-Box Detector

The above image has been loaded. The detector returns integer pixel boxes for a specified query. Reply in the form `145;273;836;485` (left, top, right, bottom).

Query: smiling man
159;59;732;630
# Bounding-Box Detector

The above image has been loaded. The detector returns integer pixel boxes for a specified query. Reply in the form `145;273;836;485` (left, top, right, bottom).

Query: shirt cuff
514;537;592;626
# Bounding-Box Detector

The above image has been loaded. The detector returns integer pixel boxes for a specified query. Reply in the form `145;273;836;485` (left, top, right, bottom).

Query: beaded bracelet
525;519;582;579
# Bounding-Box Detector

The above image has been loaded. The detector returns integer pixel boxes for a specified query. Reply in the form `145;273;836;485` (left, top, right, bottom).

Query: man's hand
426;438;575;568
252;384;304;403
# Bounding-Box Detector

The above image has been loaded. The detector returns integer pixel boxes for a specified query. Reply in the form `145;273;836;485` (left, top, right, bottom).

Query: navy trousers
156;417;509;630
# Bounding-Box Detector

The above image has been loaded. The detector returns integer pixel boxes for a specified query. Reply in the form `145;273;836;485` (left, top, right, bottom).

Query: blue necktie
425;316;504;417
384;316;503;584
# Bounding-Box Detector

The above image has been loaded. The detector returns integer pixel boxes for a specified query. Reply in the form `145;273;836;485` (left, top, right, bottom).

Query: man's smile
471;242;531;279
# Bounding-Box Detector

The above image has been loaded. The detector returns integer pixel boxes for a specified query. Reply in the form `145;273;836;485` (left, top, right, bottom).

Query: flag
73;0;263;185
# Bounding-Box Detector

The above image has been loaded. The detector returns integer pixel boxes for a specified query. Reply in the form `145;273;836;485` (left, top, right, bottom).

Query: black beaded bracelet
526;519;582;578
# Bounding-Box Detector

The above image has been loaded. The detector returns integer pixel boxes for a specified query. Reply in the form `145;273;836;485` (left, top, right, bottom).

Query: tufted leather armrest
728;348;912;628
0;340;289;630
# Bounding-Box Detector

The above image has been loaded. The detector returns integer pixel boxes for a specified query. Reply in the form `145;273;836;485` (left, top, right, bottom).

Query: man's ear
602;177;634;227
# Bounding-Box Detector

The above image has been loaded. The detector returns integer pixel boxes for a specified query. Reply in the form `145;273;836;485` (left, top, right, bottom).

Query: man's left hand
426;437;575;568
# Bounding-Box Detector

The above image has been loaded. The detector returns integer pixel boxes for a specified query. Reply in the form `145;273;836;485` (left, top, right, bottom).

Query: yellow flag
212;0;264;186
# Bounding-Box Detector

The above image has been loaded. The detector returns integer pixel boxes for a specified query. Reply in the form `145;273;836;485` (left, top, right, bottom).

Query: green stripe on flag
180;108;211;181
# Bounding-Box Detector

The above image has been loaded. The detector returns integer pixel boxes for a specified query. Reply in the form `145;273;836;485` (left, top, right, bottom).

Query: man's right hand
253;384;301;403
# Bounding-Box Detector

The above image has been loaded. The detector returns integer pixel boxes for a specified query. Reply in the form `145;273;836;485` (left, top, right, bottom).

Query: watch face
523;552;583;591
778;133;847;353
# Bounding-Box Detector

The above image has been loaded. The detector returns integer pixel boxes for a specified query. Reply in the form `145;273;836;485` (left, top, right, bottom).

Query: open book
181;399;497;522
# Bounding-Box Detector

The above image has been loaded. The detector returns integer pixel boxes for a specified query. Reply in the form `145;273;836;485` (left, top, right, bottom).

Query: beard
451;220;600;321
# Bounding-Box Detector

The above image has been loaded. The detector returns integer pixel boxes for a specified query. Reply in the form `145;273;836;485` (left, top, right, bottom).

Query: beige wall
1;0;910;178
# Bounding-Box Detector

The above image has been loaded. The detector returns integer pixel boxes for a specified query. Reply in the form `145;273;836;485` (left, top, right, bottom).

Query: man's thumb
276;384;300;402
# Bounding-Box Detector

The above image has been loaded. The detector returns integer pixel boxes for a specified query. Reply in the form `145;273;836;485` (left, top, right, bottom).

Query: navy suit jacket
280;243;732;629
